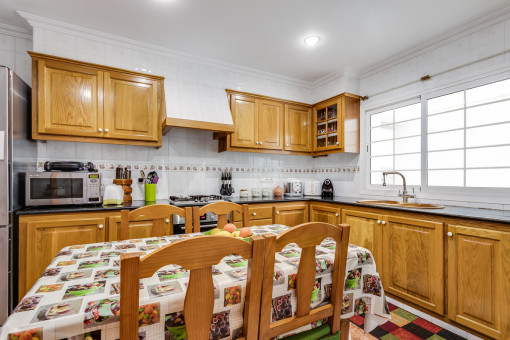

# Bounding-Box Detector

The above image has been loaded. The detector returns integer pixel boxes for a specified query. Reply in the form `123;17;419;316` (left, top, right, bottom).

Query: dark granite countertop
16;196;510;224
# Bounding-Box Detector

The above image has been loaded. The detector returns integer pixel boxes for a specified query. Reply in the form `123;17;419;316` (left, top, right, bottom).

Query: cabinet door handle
256;141;259;145
286;144;289;147
447;231;453;237
377;220;381;224
104;128;109;133
252;212;257;216
259;141;262;145
335;213;339;217
381;221;386;225
336;142;339;145
98;128;102;132
276;211;280;215
165;219;170;223
98;224;104;229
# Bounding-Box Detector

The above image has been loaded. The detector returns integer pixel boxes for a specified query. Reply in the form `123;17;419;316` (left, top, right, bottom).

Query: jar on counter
240;189;249;198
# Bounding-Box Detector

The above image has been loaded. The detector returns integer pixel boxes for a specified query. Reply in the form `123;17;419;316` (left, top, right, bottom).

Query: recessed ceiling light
304;35;321;47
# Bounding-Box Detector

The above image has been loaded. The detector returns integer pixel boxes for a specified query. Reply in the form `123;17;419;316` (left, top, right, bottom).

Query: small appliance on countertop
304;180;321;196
25;160;101;206
44;161;97;172
284;178;303;197
321;179;334;198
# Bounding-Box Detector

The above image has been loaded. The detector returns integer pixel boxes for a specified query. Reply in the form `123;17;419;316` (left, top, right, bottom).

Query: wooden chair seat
259;222;351;340
119;204;192;240
120;234;265;340
192;201;249;232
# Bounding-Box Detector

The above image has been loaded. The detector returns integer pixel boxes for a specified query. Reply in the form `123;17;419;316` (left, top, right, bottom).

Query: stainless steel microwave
25;172;101;206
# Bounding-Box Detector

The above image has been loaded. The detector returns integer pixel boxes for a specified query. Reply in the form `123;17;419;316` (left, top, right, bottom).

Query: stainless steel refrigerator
0;66;36;324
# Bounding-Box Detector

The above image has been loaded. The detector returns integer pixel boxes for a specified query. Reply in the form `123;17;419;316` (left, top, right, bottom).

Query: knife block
113;179;133;203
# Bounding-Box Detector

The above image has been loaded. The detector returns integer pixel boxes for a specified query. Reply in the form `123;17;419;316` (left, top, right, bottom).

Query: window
369;102;421;186
426;78;510;188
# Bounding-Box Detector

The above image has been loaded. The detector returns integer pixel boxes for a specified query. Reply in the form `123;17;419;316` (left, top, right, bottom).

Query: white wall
0;23;32;85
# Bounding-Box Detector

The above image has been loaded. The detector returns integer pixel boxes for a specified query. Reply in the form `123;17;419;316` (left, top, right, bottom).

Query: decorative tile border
36;160;360;174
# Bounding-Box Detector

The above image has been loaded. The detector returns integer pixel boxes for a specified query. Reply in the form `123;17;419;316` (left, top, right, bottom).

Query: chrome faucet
382;171;415;203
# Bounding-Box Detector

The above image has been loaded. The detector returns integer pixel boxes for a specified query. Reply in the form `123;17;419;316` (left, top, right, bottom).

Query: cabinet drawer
233;206;273;221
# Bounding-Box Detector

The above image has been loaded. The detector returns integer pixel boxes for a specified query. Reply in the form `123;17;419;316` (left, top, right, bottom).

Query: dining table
1;224;390;340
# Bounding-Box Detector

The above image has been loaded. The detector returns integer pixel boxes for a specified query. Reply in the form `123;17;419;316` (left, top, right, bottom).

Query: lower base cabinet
107;215;173;240
382;215;444;315
341;209;382;263
310;203;341;225
19;215;107;299
274;203;308;226
447;224;510;339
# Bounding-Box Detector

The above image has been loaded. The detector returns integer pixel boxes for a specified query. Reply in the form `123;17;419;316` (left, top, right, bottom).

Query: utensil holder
145;184;156;202
113;179;132;203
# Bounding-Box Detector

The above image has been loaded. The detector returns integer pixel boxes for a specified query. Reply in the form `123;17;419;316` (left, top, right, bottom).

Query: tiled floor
349;303;466;340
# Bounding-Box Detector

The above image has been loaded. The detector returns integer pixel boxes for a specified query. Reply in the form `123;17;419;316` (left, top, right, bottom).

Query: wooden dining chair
120;234;265;340
192;201;249;232
259;222;351;340
119;204;192;240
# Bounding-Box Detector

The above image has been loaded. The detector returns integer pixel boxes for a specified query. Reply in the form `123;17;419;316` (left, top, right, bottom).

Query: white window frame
363;97;422;195
362;71;510;205
420;73;510;203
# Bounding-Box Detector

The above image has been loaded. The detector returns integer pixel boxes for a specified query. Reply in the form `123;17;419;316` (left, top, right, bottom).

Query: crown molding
360;5;510;79
17;11;314;89
0;22;32;40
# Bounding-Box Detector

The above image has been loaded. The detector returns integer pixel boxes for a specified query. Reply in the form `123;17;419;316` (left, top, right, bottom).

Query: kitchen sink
356;200;444;209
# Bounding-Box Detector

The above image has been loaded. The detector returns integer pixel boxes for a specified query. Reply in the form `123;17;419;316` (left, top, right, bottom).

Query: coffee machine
321;179;334;198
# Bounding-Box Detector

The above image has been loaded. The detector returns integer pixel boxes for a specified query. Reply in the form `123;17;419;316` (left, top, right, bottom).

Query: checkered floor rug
348;303;466;340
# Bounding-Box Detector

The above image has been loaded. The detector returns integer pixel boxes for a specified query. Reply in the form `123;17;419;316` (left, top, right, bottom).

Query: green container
145;184;156;202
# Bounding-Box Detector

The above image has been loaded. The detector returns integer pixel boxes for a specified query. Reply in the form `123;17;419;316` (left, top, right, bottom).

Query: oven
173;212;231;234
25;171;101;206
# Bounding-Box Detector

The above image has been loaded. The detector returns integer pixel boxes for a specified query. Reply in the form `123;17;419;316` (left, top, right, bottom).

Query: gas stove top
169;195;225;206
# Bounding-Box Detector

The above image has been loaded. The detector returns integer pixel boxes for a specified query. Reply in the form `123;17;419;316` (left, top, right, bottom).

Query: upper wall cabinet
29;52;164;147
218;90;359;156
222;92;287;153
313;93;360;155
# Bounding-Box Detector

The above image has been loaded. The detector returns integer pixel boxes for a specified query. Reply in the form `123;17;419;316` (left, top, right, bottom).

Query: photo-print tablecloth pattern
1;224;389;340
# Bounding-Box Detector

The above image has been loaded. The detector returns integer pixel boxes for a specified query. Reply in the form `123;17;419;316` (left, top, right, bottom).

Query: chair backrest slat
185;267;215;339
119;204;192;240
259;222;351;340
120;235;264;340
193;202;249;231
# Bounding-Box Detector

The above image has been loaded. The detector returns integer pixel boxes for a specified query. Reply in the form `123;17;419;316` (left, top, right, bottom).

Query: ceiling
1;0;509;82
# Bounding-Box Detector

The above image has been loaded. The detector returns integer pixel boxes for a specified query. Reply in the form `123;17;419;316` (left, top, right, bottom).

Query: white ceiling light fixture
304;35;321;47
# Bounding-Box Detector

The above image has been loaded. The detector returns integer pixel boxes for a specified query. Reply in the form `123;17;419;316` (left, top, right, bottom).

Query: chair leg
340;319;350;340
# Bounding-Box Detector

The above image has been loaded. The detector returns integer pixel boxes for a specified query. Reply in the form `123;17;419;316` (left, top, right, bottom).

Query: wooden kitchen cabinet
274;203;308;226
341;209;382;263
310;203;341;225
313;93;360;155
29;52;164;146
284;104;312;152
229;93;283;150
447;225;510;339
232;204;274;227
382;215;444;314
107;215;173;241
103;71;160;142
230;94;258;148
33;57;104;138
18;213;107;299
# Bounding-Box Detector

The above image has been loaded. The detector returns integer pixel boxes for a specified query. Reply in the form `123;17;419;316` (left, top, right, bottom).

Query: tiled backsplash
36;128;361;200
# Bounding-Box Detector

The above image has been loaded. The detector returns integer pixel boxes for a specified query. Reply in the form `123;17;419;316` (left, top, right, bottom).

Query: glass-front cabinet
314;98;343;151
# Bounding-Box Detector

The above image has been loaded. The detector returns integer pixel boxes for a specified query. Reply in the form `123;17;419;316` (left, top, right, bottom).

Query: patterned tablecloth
1;225;389;340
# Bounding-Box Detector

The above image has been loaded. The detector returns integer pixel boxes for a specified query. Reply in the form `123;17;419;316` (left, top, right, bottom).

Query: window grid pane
370;103;421;186
427;79;510;189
